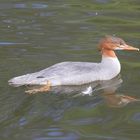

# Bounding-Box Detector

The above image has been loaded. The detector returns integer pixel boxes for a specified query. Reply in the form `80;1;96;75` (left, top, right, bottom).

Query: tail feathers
8;73;47;87
8;74;30;87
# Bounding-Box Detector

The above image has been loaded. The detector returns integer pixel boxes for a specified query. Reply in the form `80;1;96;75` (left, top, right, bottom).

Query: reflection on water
100;76;139;107
49;75;139;108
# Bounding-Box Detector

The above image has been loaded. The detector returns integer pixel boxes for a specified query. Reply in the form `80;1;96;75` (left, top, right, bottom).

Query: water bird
8;35;139;94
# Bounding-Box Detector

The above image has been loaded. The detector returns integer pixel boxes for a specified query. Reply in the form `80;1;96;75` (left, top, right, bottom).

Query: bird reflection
99;75;139;107
27;75;139;108
49;75;139;107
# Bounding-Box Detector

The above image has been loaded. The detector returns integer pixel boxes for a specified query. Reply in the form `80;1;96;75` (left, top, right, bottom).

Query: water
0;0;140;139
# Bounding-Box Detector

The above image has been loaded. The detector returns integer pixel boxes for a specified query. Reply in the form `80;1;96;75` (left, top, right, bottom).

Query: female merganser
8;35;139;94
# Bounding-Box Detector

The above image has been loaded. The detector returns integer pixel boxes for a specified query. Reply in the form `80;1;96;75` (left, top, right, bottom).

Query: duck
8;35;139;94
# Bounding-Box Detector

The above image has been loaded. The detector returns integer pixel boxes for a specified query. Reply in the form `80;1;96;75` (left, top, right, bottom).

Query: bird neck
100;53;121;81
101;49;117;58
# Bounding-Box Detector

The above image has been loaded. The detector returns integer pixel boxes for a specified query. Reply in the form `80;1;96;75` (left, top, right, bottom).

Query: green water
0;0;140;139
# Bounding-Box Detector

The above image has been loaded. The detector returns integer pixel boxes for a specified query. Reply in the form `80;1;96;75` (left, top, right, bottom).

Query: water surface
0;0;140;140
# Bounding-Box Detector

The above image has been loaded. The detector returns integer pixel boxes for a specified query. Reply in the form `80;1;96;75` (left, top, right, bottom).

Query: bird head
99;35;139;52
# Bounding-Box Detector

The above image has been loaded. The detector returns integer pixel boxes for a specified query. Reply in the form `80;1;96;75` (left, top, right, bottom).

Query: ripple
14;3;26;9
64;117;103;126
0;42;28;46
47;131;64;137
31;3;48;9
33;127;79;140
132;112;140;122
15;3;48;9
19;117;28;126
95;0;111;4
0;3;48;9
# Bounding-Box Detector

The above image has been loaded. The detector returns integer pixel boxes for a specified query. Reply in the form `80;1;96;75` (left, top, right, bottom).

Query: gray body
8;57;121;87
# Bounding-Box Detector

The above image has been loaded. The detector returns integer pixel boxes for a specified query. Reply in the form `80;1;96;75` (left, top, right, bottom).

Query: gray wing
39;62;97;76
36;62;100;85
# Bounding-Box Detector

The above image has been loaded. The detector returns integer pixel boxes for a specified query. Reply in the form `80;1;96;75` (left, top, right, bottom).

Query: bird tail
8;73;47;87
8;74;33;87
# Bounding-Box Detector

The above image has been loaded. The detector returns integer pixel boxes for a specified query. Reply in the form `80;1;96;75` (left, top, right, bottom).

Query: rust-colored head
99;35;139;57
